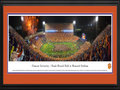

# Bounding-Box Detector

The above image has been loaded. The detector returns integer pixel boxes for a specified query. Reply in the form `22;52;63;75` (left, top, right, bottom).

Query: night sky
9;16;111;42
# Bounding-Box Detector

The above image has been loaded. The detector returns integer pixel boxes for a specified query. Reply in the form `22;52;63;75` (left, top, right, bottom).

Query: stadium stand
9;24;111;61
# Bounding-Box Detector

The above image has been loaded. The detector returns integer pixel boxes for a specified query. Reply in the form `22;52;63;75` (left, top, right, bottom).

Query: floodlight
73;20;76;25
21;16;24;21
43;21;45;25
95;16;99;22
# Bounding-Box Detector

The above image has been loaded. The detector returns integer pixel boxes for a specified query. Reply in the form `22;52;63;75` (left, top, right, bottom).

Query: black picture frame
0;0;120;89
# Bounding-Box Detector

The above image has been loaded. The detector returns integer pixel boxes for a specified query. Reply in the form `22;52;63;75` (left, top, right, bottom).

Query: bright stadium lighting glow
95;16;99;22
43;21;45;25
73;20;76;25
45;30;57;33
21;16;24;21
62;30;73;33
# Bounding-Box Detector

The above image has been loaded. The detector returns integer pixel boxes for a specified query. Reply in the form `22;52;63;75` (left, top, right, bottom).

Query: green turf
40;42;82;58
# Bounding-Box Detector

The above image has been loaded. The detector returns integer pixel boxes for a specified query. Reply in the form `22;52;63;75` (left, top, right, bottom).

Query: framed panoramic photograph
3;5;117;85
1;0;119;89
8;14;113;74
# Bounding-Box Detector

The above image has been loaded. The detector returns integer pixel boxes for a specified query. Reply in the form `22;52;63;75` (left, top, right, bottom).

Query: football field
40;42;82;58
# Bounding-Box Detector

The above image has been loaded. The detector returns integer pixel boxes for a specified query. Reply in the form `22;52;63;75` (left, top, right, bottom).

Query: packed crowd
70;25;111;61
9;25;111;61
9;26;45;61
71;34;111;61
45;33;79;42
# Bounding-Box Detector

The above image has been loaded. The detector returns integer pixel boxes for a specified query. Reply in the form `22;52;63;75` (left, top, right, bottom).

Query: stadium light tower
43;21;45;25
73;20;76;35
95;16;99;37
43;21;45;32
21;16;24;21
95;16;99;22
73;20;76;25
